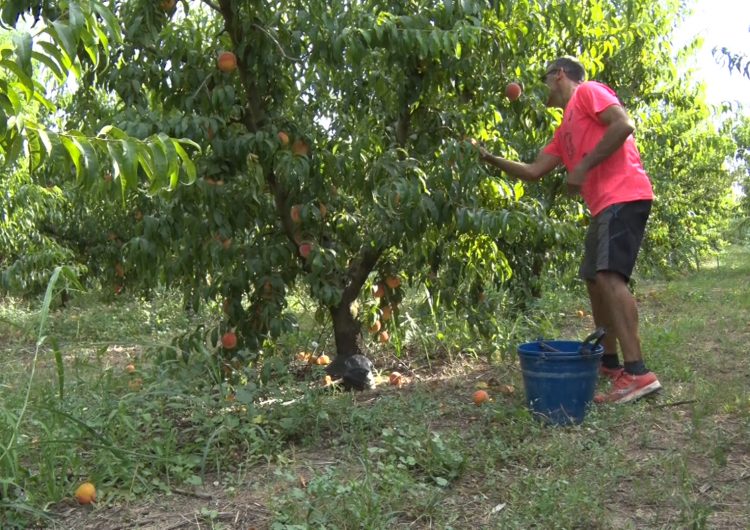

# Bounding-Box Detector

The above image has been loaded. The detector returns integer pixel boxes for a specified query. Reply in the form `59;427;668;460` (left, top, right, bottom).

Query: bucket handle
536;340;560;360
579;327;606;356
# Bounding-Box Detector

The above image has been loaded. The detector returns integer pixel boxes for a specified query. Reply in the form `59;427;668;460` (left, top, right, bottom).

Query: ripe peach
505;82;522;101
385;276;401;289
372;283;385;299
221;331;237;349
159;0;176;11
217;51;237;73
296;351;311;363
125;363;136;374
299;241;313;259
368;320;382;333
378;330;390;343
75;482;96;504
381;305;393;321
292;138;310;157
290;204;302;223
473;389;490;406
278;131;289;146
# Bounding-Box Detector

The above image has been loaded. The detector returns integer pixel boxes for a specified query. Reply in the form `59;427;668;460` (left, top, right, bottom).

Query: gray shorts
580;200;651;282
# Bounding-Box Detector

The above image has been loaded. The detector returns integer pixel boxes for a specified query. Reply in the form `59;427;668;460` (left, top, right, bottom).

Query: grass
1;246;749;529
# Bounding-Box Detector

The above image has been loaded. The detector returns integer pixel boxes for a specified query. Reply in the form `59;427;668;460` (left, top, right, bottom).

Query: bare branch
252;23;303;62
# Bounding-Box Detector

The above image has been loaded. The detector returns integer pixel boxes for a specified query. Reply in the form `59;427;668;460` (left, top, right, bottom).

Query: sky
672;0;750;110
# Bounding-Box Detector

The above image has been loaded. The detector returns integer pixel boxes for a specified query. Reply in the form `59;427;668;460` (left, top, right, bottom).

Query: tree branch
342;245;384;305
217;0;265;131
251;23;303;62
200;0;221;12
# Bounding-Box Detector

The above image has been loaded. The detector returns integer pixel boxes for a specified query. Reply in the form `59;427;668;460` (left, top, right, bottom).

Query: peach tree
1;0;740;376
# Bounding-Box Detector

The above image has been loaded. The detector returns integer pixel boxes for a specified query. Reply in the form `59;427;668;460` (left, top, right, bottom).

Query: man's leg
586;278;619;356
582;200;661;403
581;213;622;377
591;271;642;363
592;270;661;403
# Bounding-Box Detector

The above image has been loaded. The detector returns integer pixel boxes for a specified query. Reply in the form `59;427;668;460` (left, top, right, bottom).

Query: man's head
541;56;586;108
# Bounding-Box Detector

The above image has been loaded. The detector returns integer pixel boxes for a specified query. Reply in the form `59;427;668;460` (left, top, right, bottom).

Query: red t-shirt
543;81;653;216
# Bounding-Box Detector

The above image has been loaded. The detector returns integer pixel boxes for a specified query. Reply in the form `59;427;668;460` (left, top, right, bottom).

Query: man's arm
478;147;561;182
567;104;635;185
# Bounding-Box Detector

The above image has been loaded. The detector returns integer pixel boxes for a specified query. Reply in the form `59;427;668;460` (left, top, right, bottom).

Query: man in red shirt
477;56;661;404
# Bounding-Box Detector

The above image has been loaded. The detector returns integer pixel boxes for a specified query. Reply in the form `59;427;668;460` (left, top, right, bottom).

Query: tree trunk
326;301;363;378
325;245;383;378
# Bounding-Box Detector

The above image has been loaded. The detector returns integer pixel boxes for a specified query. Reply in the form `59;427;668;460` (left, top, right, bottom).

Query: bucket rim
518;340;604;357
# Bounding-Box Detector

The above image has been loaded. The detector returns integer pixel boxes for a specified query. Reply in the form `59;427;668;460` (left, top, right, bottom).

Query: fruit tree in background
0;0;741;373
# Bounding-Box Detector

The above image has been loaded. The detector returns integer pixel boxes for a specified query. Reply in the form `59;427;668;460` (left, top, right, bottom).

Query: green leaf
12;31;33;75
172;139;197;185
38;40;77;77
31;87;55;112
32;50;65;82
50;21;77;63
28;130;44;171
136;142;156;182
0;59;33;99
148;136;169;188
60;136;84;179
121;138;140;188
154;133;180;191
68;2;85;35
93;24;110;55
107;141;130;200
74;135;100;183
51;337;65;401
5;131;24;168
91;0;123;44
35;127;53;157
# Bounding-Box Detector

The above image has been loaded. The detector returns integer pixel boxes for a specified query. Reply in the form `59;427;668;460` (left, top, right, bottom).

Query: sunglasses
541;68;561;81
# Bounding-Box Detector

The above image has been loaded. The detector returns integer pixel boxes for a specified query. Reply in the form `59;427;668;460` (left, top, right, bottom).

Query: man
476;56;661;404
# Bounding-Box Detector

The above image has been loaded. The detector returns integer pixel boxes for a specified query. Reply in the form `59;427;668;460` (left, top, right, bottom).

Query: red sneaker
599;365;624;381
594;372;662;404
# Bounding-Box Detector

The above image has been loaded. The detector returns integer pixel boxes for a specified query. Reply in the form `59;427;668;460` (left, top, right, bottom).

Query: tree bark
326;245;382;377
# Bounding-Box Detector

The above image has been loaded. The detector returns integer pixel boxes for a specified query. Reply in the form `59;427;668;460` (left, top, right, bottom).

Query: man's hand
476;144;491;161
467;138;491;161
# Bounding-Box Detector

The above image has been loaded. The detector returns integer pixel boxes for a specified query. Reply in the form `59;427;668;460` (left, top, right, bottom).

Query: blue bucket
517;330;605;425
